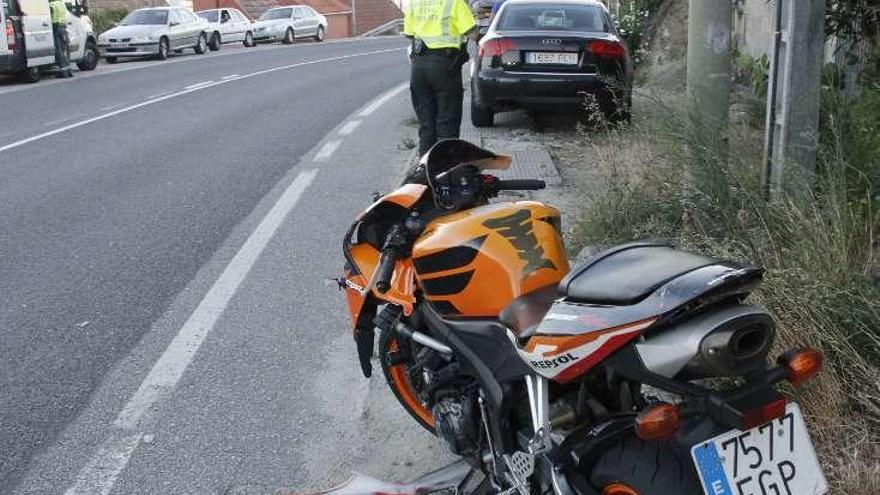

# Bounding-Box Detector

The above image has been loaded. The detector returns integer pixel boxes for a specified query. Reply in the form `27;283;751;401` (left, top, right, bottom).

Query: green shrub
89;8;129;36
573;86;879;492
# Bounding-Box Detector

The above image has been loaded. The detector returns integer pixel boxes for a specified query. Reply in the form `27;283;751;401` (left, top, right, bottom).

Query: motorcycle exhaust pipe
395;322;453;355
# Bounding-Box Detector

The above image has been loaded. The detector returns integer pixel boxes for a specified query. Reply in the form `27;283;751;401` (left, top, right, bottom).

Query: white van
0;0;98;82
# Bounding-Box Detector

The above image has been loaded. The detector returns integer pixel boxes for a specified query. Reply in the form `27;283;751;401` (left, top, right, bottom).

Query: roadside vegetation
89;7;129;35
560;1;879;492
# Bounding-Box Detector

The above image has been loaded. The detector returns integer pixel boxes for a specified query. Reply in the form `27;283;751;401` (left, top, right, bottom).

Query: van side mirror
169;21;179;27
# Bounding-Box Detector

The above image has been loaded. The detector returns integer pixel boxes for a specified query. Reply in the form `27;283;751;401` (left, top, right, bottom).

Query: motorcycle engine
431;389;480;457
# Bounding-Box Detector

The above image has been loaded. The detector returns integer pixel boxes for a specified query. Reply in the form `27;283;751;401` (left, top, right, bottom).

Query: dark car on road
470;0;633;126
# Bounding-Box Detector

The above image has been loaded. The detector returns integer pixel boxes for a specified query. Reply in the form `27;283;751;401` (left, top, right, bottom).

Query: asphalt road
0;36;451;494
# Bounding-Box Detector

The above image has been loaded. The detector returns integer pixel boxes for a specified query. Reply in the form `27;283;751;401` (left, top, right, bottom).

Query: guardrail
360;19;404;37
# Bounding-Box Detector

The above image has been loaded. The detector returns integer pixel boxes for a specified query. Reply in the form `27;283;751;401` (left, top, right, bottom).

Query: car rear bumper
474;69;627;110
99;43;159;58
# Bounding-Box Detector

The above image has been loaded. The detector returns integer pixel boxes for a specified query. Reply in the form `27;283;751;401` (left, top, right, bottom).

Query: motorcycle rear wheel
588;435;702;494
378;328;436;433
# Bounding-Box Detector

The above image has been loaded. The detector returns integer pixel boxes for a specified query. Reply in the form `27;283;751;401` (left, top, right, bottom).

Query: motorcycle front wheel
378;328;436;433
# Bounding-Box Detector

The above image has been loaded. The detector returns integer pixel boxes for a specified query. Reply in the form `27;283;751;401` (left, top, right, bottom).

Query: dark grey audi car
470;0;634;126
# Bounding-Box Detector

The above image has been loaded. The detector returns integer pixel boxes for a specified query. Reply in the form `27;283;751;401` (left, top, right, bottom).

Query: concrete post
686;0;732;135
763;0;826;199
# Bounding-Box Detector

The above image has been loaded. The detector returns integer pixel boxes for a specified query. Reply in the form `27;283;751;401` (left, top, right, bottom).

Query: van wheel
314;26;325;42
194;33;208;54
105;56;118;64
18;67;41;83
208;32;221;51
157;38;170;60
243;31;254;47
77;40;99;71
282;27;294;44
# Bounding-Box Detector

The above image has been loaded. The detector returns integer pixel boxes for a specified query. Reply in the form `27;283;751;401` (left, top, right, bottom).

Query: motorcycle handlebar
374;250;397;293
495;179;546;191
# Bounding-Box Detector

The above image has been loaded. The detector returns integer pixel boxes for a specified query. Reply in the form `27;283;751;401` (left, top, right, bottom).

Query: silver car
252;5;328;44
98;7;209;63
196;8;256;50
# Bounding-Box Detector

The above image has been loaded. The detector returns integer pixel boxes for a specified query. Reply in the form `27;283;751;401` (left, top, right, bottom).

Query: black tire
314;25;325;42
105;56;118;64
208;32;221;51
471;98;494;127
18;67;40;83
378;327;436;435
589;435;702;494
194;33;208;54
282;27;294;44
157;37;169;60
77;39;99;71
243;31;254;47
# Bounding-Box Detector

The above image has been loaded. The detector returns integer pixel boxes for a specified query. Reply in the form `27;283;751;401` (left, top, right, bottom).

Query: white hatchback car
252;5;327;44
196;8;255;50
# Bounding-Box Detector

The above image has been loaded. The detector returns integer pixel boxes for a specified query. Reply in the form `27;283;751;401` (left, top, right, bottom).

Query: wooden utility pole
686;0;732;137
763;0;826;200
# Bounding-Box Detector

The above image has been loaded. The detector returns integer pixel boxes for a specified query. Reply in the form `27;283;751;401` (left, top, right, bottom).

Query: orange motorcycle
339;140;827;495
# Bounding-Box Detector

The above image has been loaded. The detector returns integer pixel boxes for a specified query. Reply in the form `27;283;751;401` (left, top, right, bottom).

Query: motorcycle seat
559;242;717;306
499;285;559;340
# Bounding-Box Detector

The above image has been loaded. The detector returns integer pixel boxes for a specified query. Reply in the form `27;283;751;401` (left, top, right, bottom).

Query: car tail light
5;19;14;51
741;397;787;430
479;38;517;58
635;402;680;440
602;484;639;495
587;40;626;59
779;348;823;387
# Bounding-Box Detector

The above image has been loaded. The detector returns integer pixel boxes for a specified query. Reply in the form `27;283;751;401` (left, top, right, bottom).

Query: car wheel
76;39;99;71
18;67;40;83
208;32;221;51
157;37;170;60
314;25;325;42
471;98;494;127
243;31;254;47
105;56;118;64
282;27;294;44
194;33;208;54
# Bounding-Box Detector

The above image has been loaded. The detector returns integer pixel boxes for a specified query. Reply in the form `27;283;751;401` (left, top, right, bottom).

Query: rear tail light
779;348;823;387
741;397;787;430
5;19;14;51
635;402;680;440
587;40;626;59
479;38;517;58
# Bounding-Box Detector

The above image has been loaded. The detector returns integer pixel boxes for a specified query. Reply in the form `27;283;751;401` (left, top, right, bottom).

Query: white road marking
100;103;126;112
144;92;170;101
63;169;318;495
358;82;409;117
0;48;403;154
184;80;215;90
338;120;361;136
220;74;241;80
313;139;342;162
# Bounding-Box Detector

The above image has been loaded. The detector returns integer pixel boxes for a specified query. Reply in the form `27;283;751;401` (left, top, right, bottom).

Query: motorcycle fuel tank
412;201;569;317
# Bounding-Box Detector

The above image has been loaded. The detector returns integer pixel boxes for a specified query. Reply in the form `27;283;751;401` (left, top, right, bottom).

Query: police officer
49;0;73;78
404;0;477;156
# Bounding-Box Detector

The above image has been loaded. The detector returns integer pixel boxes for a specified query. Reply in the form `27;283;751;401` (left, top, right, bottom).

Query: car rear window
260;8;291;20
498;4;607;32
121;9;168;26
197;11;218;22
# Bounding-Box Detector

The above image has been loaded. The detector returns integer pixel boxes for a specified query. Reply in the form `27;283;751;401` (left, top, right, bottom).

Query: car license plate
691;404;828;495
526;52;577;65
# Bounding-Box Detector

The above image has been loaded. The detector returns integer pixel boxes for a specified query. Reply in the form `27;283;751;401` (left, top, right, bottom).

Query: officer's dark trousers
410;52;463;156
52;24;71;74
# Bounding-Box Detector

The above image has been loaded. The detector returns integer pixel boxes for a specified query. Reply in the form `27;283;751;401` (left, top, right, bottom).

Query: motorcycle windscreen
401;139;511;187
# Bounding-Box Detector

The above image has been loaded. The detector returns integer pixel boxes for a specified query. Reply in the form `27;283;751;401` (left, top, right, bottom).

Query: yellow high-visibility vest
404;0;476;49
49;0;68;26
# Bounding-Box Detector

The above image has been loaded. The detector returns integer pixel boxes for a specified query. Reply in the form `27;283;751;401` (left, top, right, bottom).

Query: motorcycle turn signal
778;348;823;387
634;402;680;440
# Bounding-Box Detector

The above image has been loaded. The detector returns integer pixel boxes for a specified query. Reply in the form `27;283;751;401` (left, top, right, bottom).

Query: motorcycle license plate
526;52;577;65
691;404;828;495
